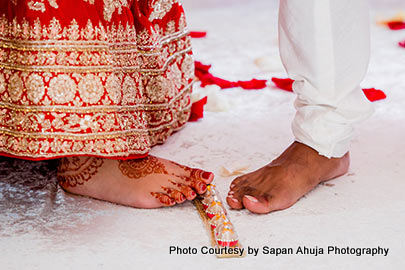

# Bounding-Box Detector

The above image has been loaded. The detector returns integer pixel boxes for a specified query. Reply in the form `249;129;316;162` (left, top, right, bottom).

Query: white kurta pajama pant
278;0;373;158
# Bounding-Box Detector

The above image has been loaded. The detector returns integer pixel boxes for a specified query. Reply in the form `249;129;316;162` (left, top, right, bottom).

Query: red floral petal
387;20;405;30
189;96;208;122
237;79;268;90
195;63;386;103
195;61;212;74
362;88;387;102
399;40;405;48
189;31;207;38
271;77;294;92
197;73;237;88
195;61;265;89
271;77;386;102
195;61;214;85
212;77;238;89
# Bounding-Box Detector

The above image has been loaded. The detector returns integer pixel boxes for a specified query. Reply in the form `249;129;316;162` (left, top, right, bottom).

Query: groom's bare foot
226;142;349;214
57;156;214;208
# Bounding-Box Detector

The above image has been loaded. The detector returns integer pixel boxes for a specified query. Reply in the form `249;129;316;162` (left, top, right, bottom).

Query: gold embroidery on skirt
8;74;24;102
0;86;192;158
103;0;129;22
28;1;46;12
47;75;77;104
0;9;193;159
28;0;59;12
48;0;59;8
26;74;46;104
78;74;105;104
0;17;189;50
149;0;179;21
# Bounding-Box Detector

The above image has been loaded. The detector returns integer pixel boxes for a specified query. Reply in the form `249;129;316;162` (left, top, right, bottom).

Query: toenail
230;197;239;203
244;195;259;203
202;172;213;180
230;184;235;188
228;191;234;195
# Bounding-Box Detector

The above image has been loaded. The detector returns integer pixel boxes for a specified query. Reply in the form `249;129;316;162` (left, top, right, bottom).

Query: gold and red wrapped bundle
194;184;245;258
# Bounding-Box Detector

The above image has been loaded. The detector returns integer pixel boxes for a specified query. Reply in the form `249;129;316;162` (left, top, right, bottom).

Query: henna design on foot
118;156;169;179
169;180;196;198
161;186;186;202
167;161;194;181
151;192;175;206
57;157;104;189
170;161;193;173
169;160;212;182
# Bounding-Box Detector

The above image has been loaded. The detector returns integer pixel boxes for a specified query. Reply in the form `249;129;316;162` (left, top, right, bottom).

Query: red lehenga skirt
0;0;194;160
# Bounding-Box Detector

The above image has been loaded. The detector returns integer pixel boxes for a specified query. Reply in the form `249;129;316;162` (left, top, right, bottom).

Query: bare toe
169;181;196;200
192;179;208;194
242;195;271;214
242;194;291;214
161;187;186;204
226;195;243;209
229;175;245;190
190;168;214;184
151;192;176;207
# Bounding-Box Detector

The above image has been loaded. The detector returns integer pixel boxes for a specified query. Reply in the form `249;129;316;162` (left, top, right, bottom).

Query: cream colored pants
279;0;373;158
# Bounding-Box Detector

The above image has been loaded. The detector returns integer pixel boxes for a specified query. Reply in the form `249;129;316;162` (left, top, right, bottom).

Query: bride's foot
57;155;214;208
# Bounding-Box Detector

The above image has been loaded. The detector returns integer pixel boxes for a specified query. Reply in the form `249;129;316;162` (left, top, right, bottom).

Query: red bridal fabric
0;0;195;160
271;78;386;102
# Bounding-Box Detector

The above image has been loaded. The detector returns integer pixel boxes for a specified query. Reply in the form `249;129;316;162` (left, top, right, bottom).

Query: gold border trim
0;29;189;53
0;105;190;139
0;123;188;159
0;47;192;73
0;80;193;113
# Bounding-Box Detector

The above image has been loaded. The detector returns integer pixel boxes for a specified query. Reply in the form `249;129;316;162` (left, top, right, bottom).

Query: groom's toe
242;195;273;214
243;193;293;214
229;176;244;190
226;194;243;209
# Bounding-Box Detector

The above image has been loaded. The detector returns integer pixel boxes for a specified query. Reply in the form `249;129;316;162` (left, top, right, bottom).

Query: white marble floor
1;0;405;269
